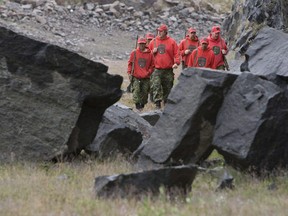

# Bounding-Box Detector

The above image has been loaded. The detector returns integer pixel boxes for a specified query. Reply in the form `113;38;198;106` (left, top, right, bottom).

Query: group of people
127;24;229;111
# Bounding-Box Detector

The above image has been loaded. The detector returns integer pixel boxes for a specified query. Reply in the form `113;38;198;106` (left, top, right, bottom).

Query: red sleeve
222;38;228;54
187;50;196;67
148;39;154;53
179;40;185;58
148;53;155;76
210;51;216;69
127;50;134;75
173;41;180;65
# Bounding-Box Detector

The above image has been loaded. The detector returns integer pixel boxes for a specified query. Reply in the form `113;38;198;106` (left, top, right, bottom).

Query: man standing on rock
187;38;215;69
148;24;180;109
207;26;229;70
127;37;155;111
179;27;200;70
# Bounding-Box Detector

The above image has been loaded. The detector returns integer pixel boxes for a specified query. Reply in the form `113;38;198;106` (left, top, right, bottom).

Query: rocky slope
0;0;228;62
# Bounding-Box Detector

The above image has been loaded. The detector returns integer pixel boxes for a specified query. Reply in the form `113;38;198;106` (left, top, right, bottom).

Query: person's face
147;39;152;45
189;32;196;39
212;32;220;39
158;30;166;38
139;43;146;51
201;43;208;50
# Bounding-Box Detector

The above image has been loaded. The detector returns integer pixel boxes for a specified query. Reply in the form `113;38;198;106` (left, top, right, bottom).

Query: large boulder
0;24;122;162
213;73;288;171
85;104;152;159
135;68;238;169
245;27;288;78
95;164;198;199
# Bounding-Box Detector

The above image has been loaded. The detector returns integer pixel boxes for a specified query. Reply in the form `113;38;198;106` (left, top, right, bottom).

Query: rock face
0;24;122;162
85;105;152;159
245;27;288;78
0;0;225;61
223;0;288;53
213;73;288;171
136;68;238;169
94;165;198;199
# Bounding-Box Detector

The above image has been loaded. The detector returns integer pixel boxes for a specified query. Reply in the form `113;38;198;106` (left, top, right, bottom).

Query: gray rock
223;0;288;52
21;4;33;10
216;170;234;191
246;27;288;78
136;68;238;168
95;164;198;199
0;24;122;162
84;3;95;11
85;105;151;159
213;73;288;171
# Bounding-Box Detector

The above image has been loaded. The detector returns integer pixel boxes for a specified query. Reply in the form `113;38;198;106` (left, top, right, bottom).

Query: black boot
155;100;161;109
135;103;144;111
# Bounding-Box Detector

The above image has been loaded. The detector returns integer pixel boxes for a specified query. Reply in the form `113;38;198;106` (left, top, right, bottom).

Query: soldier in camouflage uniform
148;24;180;109
179;27;200;70
127;37;155;110
187;38;216;69
145;32;155;103
207;26;229;70
145;32;155;47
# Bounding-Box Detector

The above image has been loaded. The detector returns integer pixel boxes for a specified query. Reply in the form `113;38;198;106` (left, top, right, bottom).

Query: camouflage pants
150;68;174;102
216;65;225;70
132;77;150;105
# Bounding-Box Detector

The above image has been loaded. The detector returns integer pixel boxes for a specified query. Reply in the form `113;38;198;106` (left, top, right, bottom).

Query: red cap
188;27;196;33
137;37;147;44
201;38;209;44
211;26;221;33
157;24;168;31
145;32;155;39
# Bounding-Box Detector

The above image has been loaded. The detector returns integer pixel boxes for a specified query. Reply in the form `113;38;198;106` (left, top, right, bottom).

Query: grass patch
1;159;288;215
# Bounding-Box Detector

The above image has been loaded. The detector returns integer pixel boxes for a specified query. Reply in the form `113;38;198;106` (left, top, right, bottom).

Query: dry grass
2;1;286;215
1;157;288;216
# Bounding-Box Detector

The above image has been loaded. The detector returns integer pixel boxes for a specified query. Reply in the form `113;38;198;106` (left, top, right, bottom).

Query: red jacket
178;36;199;66
127;48;154;79
187;47;216;69
148;35;180;69
207;35;228;68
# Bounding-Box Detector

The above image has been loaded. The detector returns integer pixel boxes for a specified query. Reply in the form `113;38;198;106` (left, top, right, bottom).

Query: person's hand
172;64;178;69
184;49;190;55
153;47;158;53
222;49;227;55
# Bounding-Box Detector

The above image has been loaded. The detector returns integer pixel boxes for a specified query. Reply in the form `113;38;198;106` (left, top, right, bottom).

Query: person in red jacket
148;24;180;109
145;32;155;102
145;32;155;48
207;26;229;70
187;38;215;69
178;27;200;69
127;37;155;110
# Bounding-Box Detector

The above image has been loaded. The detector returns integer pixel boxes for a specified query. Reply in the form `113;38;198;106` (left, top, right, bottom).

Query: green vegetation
1;157;288;216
